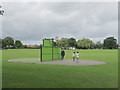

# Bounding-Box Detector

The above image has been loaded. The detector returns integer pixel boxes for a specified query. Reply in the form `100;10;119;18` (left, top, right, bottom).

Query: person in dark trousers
61;50;65;60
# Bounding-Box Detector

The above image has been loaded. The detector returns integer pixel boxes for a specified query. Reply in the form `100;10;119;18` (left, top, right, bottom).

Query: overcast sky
1;2;118;45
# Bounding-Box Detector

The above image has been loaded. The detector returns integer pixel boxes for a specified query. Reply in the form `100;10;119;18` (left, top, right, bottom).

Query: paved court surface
8;58;106;66
39;59;106;66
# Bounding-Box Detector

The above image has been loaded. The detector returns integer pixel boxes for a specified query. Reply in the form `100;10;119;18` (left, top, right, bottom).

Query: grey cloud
2;2;118;44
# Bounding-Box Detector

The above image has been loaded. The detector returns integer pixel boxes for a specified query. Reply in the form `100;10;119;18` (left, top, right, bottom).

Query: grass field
2;49;118;88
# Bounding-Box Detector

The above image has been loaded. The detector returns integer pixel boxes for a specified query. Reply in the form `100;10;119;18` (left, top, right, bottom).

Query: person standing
76;52;79;61
61;50;65;60
72;52;76;61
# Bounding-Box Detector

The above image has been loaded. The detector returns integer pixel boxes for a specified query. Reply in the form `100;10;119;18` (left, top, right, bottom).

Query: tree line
0;36;118;49
55;37;118;49
0;37;23;49
0;37;41;49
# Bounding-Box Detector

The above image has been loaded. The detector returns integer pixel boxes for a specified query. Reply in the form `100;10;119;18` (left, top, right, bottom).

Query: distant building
118;46;120;49
27;44;39;48
27;45;34;47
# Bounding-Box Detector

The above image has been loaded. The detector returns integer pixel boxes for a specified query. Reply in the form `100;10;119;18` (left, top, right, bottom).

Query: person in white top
76;52;79;61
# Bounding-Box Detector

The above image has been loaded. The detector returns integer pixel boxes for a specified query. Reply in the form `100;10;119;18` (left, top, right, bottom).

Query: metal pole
52;38;54;61
40;47;42;62
43;39;44;46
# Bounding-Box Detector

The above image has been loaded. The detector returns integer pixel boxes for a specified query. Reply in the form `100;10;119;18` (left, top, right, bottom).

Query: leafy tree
4;37;14;48
103;37;118;49
2;39;7;48
67;38;76;47
0;38;2;48
39;44;43;48
77;38;95;49
52;41;57;47
90;42;95;49
23;45;27;48
95;41;103;49
15;40;22;48
56;38;69;47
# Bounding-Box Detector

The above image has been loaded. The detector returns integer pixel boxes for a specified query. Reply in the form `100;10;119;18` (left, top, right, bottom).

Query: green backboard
41;39;61;62
43;39;53;47
42;47;52;61
41;47;61;61
53;47;61;60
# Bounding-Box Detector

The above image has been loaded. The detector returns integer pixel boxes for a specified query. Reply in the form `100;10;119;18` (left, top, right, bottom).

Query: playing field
2;49;118;88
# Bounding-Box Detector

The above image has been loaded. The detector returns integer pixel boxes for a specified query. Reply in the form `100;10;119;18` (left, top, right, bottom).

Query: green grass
0;50;2;89
2;49;118;88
